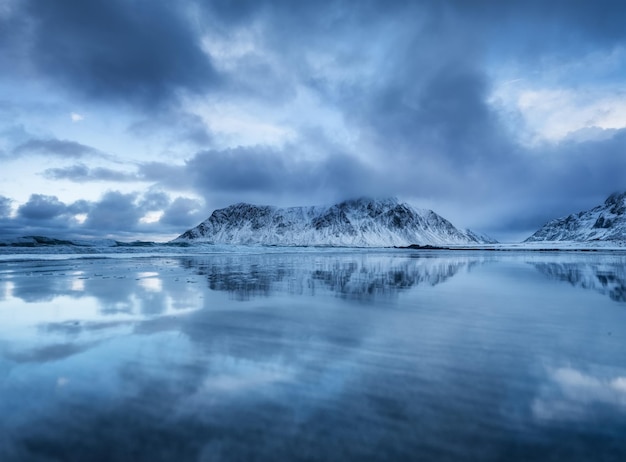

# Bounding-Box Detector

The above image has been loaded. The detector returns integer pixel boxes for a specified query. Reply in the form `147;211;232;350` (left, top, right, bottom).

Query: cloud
144;144;383;205
139;163;189;190
70;190;200;235
139;190;170;211
164;1;518;216
161;197;204;227
83;191;142;231
0;190;205;238
493;85;626;144
67;199;91;215
533;366;626;422
2;0;626;240
70;112;84;122
128;111;213;147
11;0;219;108
43;164;140;182
0;195;12;218
17;194;68;220
484;0;626;52
347;63;512;172
131;122;626;239
496;129;626;232
13;138;101;159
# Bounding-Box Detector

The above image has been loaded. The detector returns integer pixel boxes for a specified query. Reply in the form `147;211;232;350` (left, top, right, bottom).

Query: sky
1;0;626;242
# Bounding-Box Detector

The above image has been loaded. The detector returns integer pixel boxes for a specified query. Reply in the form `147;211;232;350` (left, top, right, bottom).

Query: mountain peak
604;191;626;210
338;196;399;207
173;197;495;247
526;191;626;242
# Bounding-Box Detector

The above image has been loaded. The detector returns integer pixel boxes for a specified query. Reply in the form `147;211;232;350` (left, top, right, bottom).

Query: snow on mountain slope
463;228;499;244
526;191;626;242
173;197;495;247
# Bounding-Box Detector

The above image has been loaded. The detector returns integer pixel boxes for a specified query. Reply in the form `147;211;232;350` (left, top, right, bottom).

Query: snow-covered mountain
463;228;499;244
173;197;495;247
526;192;626;242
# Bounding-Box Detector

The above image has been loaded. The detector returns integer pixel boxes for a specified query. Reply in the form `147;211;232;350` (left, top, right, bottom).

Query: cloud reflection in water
1;251;626;461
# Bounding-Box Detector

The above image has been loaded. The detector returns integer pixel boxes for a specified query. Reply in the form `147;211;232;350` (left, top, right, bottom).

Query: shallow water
1;250;626;461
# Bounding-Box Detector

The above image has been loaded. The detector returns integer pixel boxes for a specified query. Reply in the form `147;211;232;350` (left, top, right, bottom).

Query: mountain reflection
3;252;626;461
0;253;483;365
180;253;483;300
0;253;484;340
531;256;626;302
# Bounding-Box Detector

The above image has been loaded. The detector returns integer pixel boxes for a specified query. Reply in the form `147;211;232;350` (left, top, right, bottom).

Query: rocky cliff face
174;197;495;247
526;192;626;242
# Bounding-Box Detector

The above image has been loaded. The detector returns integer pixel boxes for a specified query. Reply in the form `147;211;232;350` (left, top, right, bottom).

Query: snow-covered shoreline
1;240;626;262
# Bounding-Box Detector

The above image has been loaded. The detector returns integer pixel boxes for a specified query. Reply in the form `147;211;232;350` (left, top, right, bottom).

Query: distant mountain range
526;192;626;242
173;197;497;247
6;192;626;249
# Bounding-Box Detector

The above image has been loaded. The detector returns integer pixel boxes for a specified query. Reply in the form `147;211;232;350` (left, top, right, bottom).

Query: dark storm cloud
275;0;626;236
133;123;625;238
149;145;382;202
43;164;140;182
188;147;301;192
350;63;512;173
13;139;102;159
0;2;29;72
2;0;626;241
181;0;518;203
541;132;626;202
502;130;626;228
161;197;204;227
453;0;626;53
9;0;218;108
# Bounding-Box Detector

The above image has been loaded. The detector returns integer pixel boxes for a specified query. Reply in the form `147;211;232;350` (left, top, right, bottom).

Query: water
1;250;625;461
